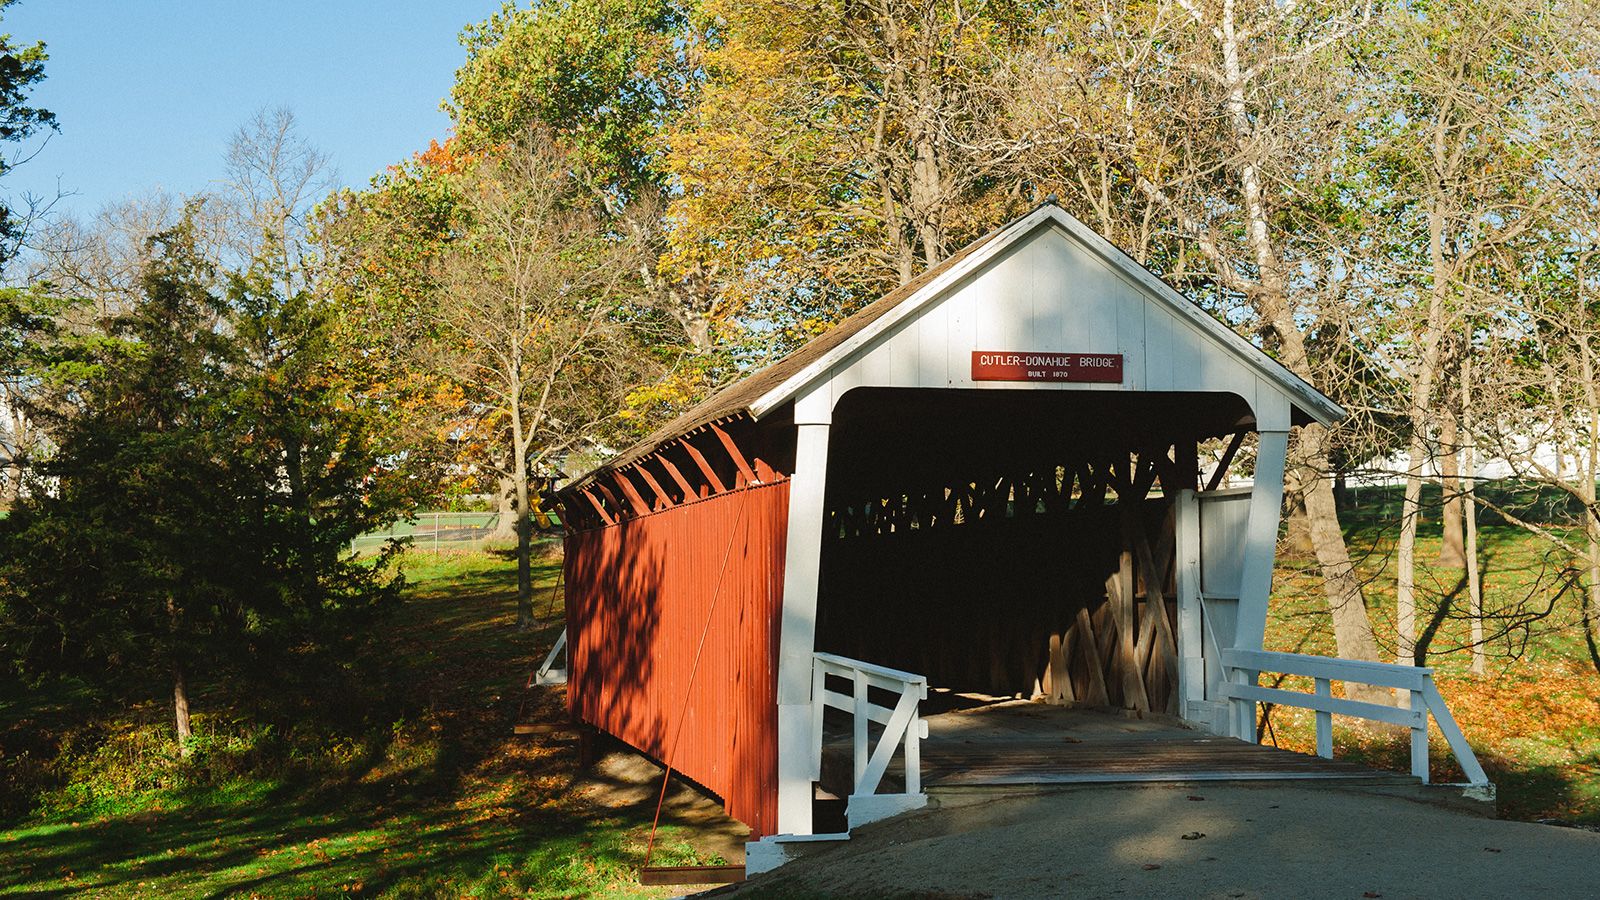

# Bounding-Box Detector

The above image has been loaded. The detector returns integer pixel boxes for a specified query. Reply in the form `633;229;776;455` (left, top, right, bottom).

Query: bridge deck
820;694;1411;798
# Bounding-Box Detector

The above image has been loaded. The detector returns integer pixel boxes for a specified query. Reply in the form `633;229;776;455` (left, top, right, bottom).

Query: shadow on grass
0;781;689;897
1291;728;1600;827
0;549;709;897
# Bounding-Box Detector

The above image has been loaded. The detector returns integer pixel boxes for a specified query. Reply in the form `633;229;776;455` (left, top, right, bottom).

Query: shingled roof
560;220;1008;493
562;201;1343;494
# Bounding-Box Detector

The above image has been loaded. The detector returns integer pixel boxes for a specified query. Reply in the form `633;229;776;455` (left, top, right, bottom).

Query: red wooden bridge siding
565;479;790;837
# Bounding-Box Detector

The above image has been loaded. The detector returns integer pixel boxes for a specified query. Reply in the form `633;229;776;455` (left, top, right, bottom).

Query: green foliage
0;0;55;269
0;551;724;898
450;0;691;201
0;214;410;730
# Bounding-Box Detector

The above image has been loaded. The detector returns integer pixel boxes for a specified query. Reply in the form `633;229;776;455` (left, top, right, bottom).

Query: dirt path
726;784;1600;899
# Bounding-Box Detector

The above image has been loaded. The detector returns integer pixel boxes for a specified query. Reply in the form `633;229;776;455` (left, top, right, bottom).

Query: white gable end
762;210;1340;432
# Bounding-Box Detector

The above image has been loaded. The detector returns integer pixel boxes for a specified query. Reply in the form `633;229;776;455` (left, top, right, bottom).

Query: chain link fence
351;511;561;555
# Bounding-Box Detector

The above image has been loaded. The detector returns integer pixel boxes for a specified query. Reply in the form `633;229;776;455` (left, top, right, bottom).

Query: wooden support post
1047;632;1074;704
656;452;700;499
1108;554;1149;713
1410;689;1429;782
711;422;758;486
1081;460;1108;506
592;481;627;519
581;488;615;526
1076;606;1110;706
1235;429;1289;651
776;395;832;836
1174;490;1205;717
633;463;675;510
1231;667;1255;740
1207;430;1248;491
612;472;652;517
852;669;869;791
681;433;728;495
1128;508;1181;714
1175;439;1200;492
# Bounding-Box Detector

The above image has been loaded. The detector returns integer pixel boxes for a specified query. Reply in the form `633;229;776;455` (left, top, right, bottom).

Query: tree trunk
1398;204;1455;666
1284;498;1315;558
1462;349;1485;676
2;402;28;507
1587;520;1600;678
1210;5;1384;675
1297;430;1385;669
1291;428;1389;707
1437;414;1465;567
1396;431;1427;665
515;465;534;631
489;473;517;542
683;311;713;354
173;661;193;757
0;460;17;508
1585;341;1600;677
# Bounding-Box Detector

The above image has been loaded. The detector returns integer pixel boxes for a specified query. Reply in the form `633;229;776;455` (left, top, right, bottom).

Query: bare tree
1018;0;1389;676
221;106;336;294
1367;0;1555;665
4;192;236;497
439;132;659;629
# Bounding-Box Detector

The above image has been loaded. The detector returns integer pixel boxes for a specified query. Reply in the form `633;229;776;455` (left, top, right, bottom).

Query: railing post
903;715;922;795
1410;688;1429;783
852;669;869;792
1230;667;1253;740
810;660;826;780
1314;677;1333;759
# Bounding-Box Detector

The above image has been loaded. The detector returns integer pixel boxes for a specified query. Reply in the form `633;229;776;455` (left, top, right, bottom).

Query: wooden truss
562;415;784;530
823;440;1213;717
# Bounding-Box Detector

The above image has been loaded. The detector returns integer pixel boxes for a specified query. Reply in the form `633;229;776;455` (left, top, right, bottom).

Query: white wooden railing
811;652;929;828
1217;648;1489;787
535;628;567;686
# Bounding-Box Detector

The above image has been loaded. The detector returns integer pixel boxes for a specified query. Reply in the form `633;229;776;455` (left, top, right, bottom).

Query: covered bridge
551;202;1487;862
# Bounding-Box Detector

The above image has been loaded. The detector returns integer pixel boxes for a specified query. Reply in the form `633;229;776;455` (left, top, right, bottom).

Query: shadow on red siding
565;479;790;837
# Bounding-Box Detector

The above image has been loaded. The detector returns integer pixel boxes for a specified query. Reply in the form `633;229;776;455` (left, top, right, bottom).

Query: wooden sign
971;351;1123;383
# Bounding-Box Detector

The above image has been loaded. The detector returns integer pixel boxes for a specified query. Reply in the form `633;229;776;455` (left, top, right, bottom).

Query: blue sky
2;0;506;220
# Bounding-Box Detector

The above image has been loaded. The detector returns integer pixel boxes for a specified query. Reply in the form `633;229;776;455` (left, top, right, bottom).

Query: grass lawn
0;549;718;898
2;521;1597;897
1266;523;1600;825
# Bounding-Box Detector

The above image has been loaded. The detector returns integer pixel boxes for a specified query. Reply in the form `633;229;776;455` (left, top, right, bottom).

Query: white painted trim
748;206;1059;421
775;416;833;835
534;628;567;686
1048;211;1343;425
1234;430;1288;652
1217;648;1490;787
1174;490;1205;717
845;793;928;830
746;206;1346;427
744;833;850;876
813;652;929;798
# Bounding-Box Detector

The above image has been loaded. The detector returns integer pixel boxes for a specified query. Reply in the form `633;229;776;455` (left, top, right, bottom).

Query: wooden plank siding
565;479;791;837
809;225;1278;422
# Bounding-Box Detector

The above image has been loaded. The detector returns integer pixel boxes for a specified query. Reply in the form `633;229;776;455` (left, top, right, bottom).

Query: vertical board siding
565;479;790;837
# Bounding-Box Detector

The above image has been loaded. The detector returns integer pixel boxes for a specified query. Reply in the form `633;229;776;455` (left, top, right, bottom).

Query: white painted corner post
775;388;832;836
1174;488;1204;718
1229;420;1289;741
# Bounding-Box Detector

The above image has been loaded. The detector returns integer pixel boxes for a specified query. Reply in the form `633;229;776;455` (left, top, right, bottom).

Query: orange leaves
416;138;470;176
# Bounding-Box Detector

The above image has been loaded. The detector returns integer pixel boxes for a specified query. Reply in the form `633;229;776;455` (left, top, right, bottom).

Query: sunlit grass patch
0;545;717;898
1268;521;1600;825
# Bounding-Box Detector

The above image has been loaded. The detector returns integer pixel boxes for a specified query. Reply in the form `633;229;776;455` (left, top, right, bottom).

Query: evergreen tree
0;216;407;752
